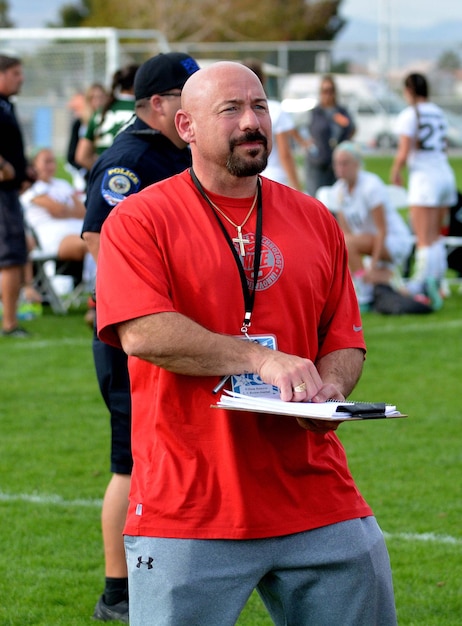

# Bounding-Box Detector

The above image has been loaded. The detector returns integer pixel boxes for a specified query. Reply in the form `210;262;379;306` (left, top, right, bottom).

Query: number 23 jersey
394;101;452;171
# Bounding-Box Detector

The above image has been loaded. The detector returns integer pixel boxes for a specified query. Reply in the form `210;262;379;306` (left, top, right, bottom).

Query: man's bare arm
314;348;365;402
117;312;363;403
82;231;100;263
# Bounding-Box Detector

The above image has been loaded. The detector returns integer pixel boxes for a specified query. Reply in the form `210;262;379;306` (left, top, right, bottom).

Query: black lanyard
189;168;263;334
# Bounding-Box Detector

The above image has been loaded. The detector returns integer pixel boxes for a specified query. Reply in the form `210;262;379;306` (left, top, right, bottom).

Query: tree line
1;0;346;43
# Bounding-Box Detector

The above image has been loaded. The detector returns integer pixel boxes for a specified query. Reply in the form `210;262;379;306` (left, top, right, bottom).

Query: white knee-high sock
352;269;374;304
407;246;429;294
433;238;448;280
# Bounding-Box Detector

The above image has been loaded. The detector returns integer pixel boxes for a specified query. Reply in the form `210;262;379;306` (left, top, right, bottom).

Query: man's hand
258;358;348;432
295;381;345;433
258;352;325;402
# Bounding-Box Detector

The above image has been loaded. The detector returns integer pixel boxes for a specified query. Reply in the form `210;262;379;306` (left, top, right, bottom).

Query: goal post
0;28;170;157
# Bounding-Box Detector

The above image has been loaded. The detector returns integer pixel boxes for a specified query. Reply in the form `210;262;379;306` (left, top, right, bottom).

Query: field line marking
8;337;91;350
384;531;462;546
1;492;461;546
0;491;102;507
365;318;462;336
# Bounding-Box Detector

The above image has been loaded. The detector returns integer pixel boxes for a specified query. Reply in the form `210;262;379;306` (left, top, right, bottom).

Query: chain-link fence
1;28;461;156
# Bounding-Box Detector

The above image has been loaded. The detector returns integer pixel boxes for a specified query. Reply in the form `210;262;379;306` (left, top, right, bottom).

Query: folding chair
30;250;88;314
27;224;90;314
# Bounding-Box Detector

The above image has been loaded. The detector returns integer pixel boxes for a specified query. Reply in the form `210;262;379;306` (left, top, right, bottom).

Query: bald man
95;62;397;626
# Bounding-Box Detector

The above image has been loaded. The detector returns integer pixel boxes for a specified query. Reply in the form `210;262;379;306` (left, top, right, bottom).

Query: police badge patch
101;166;141;206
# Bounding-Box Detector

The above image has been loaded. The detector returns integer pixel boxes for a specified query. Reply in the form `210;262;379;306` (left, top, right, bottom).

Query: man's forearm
82;231;100;263
315;348;365;399
116;313;364;403
117;311;267;376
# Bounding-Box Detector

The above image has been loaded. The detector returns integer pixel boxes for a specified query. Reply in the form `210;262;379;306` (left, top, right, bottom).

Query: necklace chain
203;189;258;230
202;188;258;257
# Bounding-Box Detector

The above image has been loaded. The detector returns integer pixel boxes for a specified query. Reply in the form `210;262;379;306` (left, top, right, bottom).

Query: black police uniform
83;116;192;474
0;95;29;267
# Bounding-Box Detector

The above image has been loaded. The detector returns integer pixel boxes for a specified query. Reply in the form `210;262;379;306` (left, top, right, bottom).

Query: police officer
82;52;200;623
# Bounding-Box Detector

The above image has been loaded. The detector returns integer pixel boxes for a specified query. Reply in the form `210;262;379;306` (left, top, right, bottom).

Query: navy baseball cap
134;52;200;100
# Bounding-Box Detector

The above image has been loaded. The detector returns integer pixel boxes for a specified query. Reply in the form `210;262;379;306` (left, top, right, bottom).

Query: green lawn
1;155;462;625
2;291;462;624
363;152;462;189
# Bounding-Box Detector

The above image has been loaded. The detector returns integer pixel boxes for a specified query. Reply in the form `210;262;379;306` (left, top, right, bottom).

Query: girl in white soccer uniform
391;72;457;298
331;141;414;306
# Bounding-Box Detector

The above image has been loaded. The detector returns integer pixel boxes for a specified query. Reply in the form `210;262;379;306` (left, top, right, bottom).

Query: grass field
1;156;462;625
363;152;462;189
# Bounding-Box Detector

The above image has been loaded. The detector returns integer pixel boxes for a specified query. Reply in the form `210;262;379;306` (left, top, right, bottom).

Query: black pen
212;375;231;395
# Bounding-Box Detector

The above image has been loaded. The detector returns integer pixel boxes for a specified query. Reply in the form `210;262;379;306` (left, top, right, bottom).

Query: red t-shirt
97;171;370;539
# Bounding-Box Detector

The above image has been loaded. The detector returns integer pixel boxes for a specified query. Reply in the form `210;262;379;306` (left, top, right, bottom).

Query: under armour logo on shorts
136;556;154;569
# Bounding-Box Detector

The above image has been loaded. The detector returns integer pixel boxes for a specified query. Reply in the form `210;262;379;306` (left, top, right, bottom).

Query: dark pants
92;319;132;474
305;162;336;198
0;190;27;268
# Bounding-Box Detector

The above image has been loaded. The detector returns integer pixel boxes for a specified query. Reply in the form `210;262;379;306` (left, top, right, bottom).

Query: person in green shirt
75;64;138;171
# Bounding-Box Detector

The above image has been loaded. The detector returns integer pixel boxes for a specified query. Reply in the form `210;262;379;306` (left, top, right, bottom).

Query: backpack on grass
372;284;432;315
447;191;462;275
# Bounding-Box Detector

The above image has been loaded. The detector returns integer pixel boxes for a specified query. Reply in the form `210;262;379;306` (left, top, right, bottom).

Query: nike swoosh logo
353;325;363;332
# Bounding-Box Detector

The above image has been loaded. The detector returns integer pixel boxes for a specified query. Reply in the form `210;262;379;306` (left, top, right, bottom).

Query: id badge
231;335;279;397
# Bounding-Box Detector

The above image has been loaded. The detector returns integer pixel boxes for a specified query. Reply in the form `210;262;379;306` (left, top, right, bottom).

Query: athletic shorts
0;190;27;268
125;517;397;626
408;167;457;207
92;320;132;475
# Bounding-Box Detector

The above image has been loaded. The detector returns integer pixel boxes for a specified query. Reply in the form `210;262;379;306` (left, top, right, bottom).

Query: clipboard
211;391;407;421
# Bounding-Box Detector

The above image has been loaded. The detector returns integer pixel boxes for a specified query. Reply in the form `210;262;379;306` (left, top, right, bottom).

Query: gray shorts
125;516;397;626
0;190;27;268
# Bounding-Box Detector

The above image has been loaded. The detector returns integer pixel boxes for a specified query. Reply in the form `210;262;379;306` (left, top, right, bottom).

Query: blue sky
7;0;462;30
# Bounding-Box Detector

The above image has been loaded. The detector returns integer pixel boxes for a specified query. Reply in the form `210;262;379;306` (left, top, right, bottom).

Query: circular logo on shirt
101;166;141;206
109;174;132;194
240;233;284;290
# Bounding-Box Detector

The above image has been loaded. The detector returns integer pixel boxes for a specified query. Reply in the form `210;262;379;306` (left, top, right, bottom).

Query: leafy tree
0;0;13;27
48;0;90;28
53;0;344;43
437;50;460;71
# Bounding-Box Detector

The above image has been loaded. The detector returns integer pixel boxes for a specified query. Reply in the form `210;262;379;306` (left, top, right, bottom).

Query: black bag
372;284;432;315
447;191;462;275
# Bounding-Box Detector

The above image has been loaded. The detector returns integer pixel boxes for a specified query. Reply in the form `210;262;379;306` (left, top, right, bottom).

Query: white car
281;73;404;149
